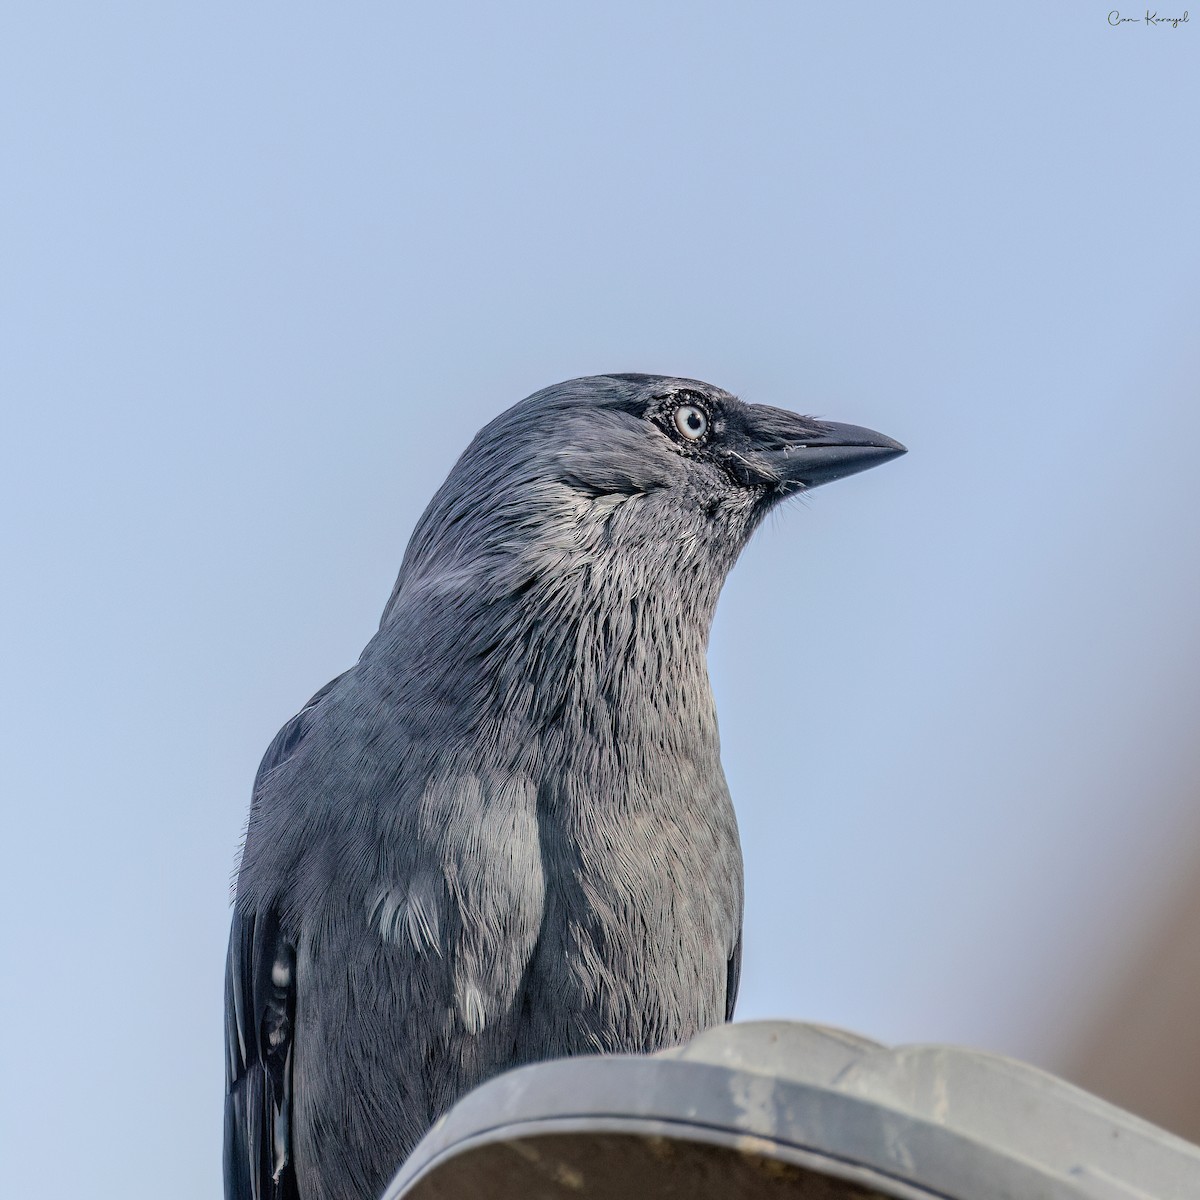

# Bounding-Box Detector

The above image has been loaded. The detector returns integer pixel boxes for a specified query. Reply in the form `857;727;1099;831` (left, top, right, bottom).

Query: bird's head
376;374;905;728
392;374;904;613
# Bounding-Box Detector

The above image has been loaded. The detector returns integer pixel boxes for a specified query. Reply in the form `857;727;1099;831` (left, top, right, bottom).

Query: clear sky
3;4;1199;1197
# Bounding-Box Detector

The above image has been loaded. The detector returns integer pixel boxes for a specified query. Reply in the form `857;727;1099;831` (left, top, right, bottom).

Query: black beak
742;409;906;492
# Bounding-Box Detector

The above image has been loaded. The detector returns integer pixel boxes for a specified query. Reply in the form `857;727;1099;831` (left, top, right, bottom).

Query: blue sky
3;5;1199;1197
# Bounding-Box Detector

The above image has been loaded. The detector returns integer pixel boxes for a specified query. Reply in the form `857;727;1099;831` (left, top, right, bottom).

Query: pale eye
673;403;708;441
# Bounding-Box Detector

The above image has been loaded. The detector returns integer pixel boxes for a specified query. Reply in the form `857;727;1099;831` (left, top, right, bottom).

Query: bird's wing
224;904;295;1200
725;931;742;1022
224;676;345;1200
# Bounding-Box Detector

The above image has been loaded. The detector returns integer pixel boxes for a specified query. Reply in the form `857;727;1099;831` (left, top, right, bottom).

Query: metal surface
382;1021;1200;1199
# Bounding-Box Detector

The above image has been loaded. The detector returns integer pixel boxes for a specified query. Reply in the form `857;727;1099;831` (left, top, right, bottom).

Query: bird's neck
507;563;720;743
374;545;725;773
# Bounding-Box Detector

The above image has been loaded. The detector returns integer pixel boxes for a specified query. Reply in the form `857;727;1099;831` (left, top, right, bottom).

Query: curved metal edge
381;1056;1089;1200
385;1114;945;1200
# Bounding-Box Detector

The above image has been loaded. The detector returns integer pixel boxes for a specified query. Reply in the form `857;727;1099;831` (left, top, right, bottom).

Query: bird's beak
744;409;906;491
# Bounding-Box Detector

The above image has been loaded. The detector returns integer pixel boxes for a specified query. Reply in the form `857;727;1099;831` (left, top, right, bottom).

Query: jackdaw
224;373;904;1200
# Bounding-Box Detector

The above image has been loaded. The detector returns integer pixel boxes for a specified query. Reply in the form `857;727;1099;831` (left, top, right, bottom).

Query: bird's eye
672;404;708;441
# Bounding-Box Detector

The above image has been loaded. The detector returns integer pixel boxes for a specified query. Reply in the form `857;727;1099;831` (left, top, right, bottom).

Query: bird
224;373;905;1200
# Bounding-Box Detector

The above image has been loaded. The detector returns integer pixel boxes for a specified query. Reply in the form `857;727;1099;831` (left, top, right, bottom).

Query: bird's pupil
687;412;701;430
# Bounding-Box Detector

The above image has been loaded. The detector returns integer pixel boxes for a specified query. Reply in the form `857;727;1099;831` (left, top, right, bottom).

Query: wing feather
224;676;345;1200
725;931;742;1022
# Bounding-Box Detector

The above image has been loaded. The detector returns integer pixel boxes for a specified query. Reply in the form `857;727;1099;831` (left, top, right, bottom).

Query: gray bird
224;373;904;1200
